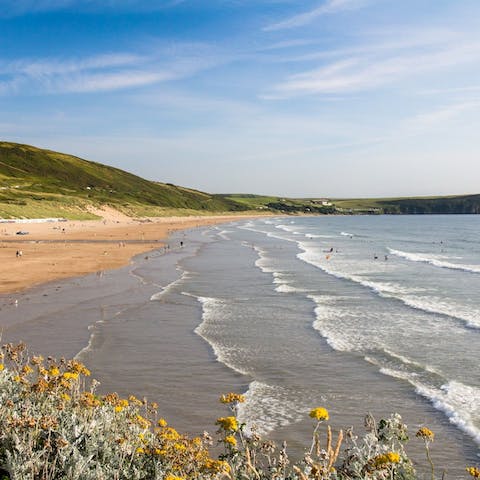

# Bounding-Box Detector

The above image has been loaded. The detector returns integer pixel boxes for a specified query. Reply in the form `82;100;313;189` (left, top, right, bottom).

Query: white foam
217;230;233;241
372;364;480;446
389;248;480;274
186;294;250;376
237;381;308;435
276;224;301;234
298;241;480;328
75;306;129;360
308;294;358;352
251;246;309;294
252;246;277;275
341;231;354;237
150;269;190;301
297;242;409;297
396;294;480;330
276;283;307;293
416;381;480;446
381;348;442;376
305;233;334;239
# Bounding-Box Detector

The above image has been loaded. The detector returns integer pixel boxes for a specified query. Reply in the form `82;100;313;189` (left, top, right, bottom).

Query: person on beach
16;250;19;258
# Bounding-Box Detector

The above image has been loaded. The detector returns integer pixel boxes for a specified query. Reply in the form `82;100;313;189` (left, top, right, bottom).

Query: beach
0;214;478;479
0;207;257;294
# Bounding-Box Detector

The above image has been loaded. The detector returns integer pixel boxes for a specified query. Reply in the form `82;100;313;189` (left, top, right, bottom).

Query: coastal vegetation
1;342;477;479
0;142;247;219
226;194;480;215
1;141;479;219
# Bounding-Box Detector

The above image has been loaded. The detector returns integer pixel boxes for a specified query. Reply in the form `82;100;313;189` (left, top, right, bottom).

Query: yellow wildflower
372;452;401;467
135;414;150;429
158;418;168;427
309;407;329;421
129;395;142;405
204;459;231;474
136;447;145;454
21;365;33;375
165;475;185;480
0;364;4;371
62;372;78;380
225;435;237;447
49;366;60;377
416;427;434;441
61;393;71;401
216;416;238;432
219;392;246;404
114;405;123;413
30;355;44;365
67;360;90;376
80;392;101;408
467;467;480;478
160;427;180;441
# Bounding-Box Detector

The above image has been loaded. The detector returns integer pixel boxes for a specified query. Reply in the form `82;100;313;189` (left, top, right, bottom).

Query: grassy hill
223;193;480;215
333;195;480;214
2;141;478;219
0;142;247;219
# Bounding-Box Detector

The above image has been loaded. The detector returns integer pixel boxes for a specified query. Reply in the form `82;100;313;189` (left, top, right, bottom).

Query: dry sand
0;206;257;294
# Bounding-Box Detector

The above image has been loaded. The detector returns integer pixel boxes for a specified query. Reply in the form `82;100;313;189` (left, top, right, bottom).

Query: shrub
0;343;476;479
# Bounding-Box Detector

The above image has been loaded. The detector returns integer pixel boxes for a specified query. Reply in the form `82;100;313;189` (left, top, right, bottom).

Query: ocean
1;215;479;477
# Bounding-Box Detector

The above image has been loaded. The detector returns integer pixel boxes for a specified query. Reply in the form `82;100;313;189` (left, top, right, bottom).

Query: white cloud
3;53;143;77
264;0;369;31
406;101;480;130
58;70;175;93
0;45;223;95
266;39;480;97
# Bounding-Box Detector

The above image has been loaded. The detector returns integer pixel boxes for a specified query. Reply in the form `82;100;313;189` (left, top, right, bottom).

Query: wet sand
0;225;247;436
0;208;259;294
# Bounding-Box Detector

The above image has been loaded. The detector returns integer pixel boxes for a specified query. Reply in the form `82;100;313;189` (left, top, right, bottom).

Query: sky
1;0;480;198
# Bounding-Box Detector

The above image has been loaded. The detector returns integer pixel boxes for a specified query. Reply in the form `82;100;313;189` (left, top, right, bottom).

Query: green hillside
224;193;480;215
333;195;480;214
0;142;246;219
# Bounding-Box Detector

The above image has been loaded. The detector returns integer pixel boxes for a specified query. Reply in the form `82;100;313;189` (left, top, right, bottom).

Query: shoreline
0;210;260;294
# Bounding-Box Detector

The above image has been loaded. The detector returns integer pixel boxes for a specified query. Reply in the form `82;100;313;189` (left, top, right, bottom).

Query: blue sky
1;0;480;197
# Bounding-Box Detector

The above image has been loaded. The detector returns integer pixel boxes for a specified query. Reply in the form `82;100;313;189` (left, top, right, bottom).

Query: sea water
1;215;479;477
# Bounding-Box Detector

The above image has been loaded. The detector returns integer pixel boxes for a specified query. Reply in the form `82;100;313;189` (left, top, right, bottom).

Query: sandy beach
0;206;258;294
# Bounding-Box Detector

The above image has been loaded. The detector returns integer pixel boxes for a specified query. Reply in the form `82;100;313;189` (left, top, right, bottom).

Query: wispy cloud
418;85;480;96
265;37;480;97
264;0;369;31
0;45;223;95
3;53;143;77
59;71;175;93
406;100;480;130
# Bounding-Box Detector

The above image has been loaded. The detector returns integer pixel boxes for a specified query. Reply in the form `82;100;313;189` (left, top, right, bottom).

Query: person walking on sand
16;250;19;258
